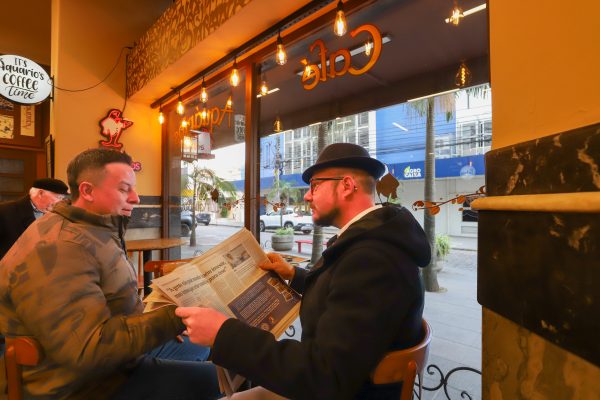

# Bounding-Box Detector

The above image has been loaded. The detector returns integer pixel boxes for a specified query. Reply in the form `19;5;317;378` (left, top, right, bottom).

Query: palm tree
184;163;238;246
309;120;330;267
409;84;489;292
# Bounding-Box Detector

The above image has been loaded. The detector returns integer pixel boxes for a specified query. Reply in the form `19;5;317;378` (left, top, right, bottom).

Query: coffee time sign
0;55;53;105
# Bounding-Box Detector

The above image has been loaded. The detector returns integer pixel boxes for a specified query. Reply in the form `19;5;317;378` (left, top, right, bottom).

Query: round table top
125;237;187;251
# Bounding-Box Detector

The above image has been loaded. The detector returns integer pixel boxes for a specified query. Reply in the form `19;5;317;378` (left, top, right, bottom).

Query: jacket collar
52;201;129;233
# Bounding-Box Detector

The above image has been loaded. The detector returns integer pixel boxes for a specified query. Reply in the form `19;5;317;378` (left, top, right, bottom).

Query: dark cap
302;143;386;183
32;178;69;195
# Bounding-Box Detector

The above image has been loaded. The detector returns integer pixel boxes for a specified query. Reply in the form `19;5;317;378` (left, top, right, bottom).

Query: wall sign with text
300;24;382;91
0;55;53;105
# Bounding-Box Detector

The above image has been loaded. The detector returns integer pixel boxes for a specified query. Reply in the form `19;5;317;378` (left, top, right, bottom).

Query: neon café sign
0;55;53;105
301;24;382;90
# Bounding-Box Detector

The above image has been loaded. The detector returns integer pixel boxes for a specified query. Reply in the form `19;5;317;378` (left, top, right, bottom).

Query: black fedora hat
302;143;386;183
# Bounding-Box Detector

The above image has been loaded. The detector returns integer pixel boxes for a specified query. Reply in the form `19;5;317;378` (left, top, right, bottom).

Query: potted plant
436;235;451;260
271;227;294;251
432;235;451;273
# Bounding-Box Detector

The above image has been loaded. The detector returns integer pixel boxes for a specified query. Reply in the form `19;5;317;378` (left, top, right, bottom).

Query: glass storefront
163;0;489;256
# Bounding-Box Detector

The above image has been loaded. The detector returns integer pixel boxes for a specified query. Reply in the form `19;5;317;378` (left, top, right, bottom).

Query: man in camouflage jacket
0;149;219;399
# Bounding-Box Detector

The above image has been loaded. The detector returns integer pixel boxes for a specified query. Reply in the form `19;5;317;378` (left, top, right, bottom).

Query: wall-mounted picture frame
45;134;54;177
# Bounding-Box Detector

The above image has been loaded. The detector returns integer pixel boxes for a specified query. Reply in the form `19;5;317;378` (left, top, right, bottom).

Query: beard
313;206;341;227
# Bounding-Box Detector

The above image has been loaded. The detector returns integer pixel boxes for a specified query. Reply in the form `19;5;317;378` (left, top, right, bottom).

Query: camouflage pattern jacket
0;202;184;399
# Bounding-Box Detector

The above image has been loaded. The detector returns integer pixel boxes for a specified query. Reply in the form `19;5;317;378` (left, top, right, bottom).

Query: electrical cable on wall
52;46;132;93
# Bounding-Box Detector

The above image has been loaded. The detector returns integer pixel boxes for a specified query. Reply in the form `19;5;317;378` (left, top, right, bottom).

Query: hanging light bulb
448;1;464;26
333;0;347;37
273;116;282;133
260;75;269;96
226;94;233;109
158;104;165;125
181;119;188;128
230;58;240;87
275;32;287;66
176;92;184;115
201;105;208;121
364;39;373;57
304;64;313;78
200;78;208;103
455;61;472;87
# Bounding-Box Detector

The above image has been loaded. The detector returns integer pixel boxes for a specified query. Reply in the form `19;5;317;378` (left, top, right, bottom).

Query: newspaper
143;228;301;396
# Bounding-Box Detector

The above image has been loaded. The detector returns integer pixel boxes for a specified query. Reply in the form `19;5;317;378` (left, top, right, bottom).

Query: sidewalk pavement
422;249;481;399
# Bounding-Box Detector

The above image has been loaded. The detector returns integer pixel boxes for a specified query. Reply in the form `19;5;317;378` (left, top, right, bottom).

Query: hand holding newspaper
143;228;301;397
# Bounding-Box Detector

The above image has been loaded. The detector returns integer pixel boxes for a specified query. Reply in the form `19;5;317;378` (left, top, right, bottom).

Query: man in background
0;177;68;260
0;148;219;399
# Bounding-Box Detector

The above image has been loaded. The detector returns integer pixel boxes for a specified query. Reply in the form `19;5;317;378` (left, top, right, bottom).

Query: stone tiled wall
127;0;252;97
478;123;600;398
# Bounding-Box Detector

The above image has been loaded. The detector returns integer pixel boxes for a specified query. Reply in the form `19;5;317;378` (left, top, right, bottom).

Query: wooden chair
4;337;44;400
371;319;432;400
127;250;146;296
144;258;194;279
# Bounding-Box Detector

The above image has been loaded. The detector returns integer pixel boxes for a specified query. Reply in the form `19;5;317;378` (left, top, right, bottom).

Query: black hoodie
213;205;431;400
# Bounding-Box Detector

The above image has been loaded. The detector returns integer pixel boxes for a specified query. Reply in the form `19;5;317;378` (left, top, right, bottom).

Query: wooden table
126;237;187;296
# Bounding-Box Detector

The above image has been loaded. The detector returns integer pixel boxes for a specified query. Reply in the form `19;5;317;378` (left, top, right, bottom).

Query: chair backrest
4;337;44;400
371;319;432;400
144;258;193;279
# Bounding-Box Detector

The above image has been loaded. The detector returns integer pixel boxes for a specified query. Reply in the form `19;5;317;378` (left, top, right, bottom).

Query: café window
164;69;246;257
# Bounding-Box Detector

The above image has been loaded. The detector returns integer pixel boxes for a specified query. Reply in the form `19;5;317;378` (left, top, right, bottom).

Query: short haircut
328;167;376;195
67;148;132;200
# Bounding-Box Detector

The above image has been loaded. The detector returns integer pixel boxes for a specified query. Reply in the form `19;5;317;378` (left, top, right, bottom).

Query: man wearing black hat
0;177;69;260
177;142;432;399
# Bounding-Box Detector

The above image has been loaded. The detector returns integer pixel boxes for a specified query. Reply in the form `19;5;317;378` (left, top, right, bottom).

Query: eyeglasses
309;177;344;194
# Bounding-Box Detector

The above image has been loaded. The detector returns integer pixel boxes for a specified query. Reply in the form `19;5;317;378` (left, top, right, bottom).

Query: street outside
180;223;338;259
180;223;481;399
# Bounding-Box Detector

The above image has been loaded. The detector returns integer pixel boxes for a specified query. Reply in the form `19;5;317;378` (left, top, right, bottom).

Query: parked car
195;212;211;226
180;211;211;236
259;208;313;234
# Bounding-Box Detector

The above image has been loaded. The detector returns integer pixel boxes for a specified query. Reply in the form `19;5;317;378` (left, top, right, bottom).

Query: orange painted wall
50;0;161;196
490;0;600;149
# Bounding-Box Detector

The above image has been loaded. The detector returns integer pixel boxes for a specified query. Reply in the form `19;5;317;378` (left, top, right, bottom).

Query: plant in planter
271;227;294;251
435;234;451;260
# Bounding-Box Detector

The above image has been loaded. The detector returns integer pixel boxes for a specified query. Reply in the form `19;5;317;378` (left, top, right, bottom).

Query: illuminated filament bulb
333;1;347;37
158;106;165;125
260;80;268;96
181;119;188;128
201;106;208;121
176;99;184;115
304;64;313;78
364;39;373;56
276;33;287;66
226;95;233;109
230;60;240;87
448;4;464;26
273;116;282;133
200;82;208;103
455;62;472;87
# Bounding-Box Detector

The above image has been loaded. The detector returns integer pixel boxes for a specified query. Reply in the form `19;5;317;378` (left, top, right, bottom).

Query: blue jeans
146;335;211;361
112;338;221;400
